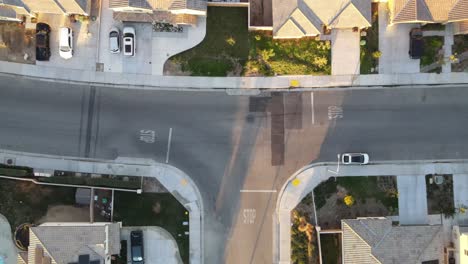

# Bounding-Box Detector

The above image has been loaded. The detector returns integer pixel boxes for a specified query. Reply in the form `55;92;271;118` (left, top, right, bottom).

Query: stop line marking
240;189;277;193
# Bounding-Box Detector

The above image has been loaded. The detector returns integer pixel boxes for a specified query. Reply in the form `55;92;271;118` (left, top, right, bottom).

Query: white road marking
311;92;315;125
240;189;277;193
139;129;156;143
165;128;173;163
243;209;256;224
328;106;343;120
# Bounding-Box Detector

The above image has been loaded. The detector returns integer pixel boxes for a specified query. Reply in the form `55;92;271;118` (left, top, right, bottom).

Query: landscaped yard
360;3;379;74
452;34;468;72
313;176;398;229
113;192;190;264
425;174;455;217
0;178;75;230
166;7;331;76
420;36;444;72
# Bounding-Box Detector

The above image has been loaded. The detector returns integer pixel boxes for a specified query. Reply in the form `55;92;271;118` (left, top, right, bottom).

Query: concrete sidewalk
1;60;468;91
0;149;203;264
276;159;468;264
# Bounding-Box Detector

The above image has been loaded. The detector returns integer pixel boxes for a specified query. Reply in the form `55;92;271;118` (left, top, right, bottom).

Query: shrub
344;195;355;207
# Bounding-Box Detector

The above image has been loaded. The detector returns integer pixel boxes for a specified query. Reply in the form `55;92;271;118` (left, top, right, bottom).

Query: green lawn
113;192;190;263
168;7;331;76
169;7;249;76
0;179;75;230
421;36;444;67
314;176;398;211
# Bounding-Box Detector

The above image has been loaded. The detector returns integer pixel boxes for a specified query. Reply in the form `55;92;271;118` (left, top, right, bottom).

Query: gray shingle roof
30;223;120;264
342;218;443;264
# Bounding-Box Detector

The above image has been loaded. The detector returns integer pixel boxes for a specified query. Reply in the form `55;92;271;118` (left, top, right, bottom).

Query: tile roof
273;0;371;38
28;223;120;264
391;0;468;23
342;218;444;264
109;0;206;12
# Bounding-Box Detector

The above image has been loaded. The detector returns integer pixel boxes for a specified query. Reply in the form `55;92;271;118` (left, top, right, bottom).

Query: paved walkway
331;29;360;75
0;149;203;264
0;214;16;264
276;159;468;264
2;60;468;91
443;24;454;73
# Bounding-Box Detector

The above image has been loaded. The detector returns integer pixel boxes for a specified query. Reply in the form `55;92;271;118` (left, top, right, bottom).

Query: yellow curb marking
292;178;301;187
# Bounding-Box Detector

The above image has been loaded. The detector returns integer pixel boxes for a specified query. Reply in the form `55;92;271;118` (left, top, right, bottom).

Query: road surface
1;75;468;263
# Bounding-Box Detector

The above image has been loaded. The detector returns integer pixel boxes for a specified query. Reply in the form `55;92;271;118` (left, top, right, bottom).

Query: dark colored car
130;230;144;264
36;23;51;61
409;28;423;59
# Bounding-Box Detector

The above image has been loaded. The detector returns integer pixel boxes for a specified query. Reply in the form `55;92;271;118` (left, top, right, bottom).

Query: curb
274;158;468;264
0;149;204;264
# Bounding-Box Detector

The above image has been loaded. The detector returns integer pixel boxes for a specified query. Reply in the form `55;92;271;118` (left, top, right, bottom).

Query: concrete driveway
397;175;429;225
0;214;17;264
453;174;468;225
121;226;183;264
378;2;420;74
331;29;360;75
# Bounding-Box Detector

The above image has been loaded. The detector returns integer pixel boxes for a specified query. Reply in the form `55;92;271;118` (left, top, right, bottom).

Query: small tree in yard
344;195;355;207
291;210;316;264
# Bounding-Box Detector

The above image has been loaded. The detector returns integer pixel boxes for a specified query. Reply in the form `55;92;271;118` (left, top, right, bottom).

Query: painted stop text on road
139;129;156;143
328;106;343;120
243;209;256;224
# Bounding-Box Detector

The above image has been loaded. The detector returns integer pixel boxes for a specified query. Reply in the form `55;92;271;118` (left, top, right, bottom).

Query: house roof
55;0;90;15
109;0;206;12
342;218;443;264
0;5;18;19
21;0;64;14
28;223;120;264
391;0;468;24
273;0;371;38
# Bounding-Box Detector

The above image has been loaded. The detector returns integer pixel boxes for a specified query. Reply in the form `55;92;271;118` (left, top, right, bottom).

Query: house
272;0;371;38
341;217;444;264
388;0;468;34
453;225;468;264
0;0;90;22
17;222;121;264
109;0;207;26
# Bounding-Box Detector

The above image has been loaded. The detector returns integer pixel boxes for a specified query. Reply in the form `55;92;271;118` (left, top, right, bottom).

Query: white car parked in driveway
342;153;369;165
109;27;120;53
59;27;73;59
123;26;135;57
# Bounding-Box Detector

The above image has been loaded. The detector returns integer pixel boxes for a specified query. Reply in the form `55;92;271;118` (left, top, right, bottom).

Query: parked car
123;26;135;56
409;28;423;59
130;230;144;264
109;27;120;53
36;23;51;61
59;27;73;59
342;153;369;165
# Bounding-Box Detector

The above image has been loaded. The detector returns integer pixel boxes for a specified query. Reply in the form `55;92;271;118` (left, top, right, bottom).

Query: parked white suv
123;27;135;57
342;153;369;165
59;27;73;59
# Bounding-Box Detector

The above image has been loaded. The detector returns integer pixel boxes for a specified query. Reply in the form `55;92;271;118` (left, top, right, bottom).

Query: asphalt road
1;75;468;263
